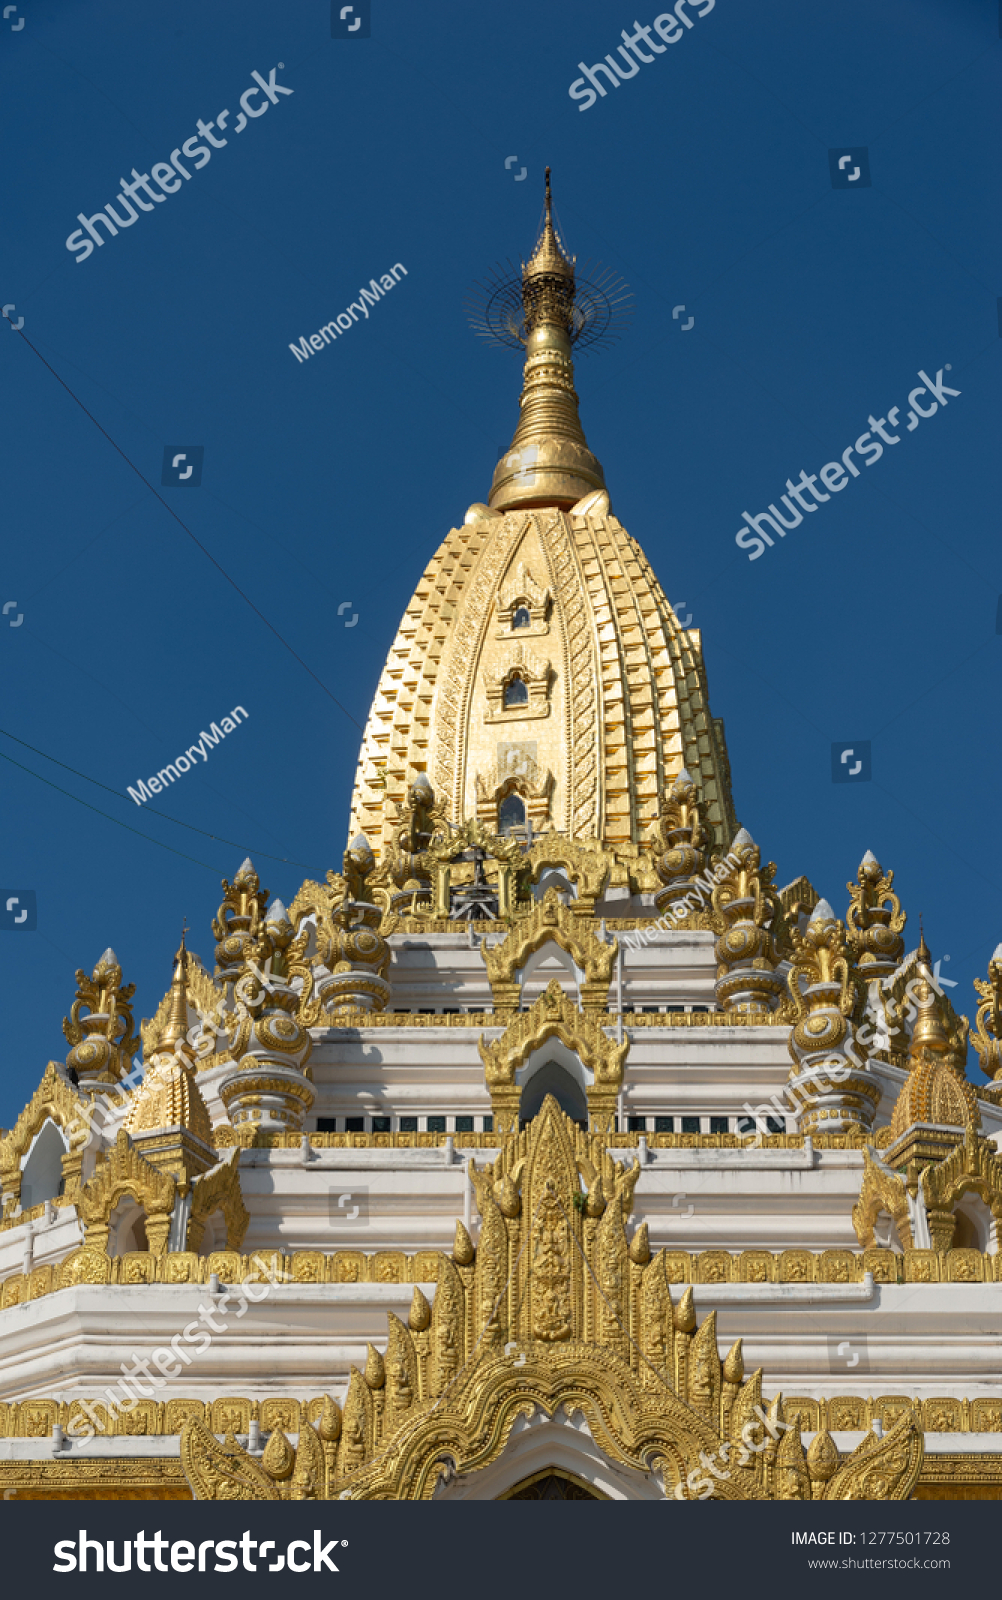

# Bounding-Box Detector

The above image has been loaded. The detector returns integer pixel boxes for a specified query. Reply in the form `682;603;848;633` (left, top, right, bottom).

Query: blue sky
1;0;1000;1120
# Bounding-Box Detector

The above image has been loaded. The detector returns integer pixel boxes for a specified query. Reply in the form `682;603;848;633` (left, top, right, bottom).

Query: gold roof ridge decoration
178;1096;924;1502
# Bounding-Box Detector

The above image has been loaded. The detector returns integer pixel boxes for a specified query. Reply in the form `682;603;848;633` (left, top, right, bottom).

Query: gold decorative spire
158;929;193;1057
489;169;607;512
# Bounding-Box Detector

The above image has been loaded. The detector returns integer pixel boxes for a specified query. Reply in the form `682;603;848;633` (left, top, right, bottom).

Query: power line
10;325;364;733
1;748;223;873
0;727;313;869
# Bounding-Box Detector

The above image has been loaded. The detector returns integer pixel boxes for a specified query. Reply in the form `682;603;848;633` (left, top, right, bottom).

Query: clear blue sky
2;0;1000;1121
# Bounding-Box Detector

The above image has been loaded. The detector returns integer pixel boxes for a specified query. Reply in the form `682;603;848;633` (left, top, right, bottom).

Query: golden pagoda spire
158;927;193;1058
489;168;607;512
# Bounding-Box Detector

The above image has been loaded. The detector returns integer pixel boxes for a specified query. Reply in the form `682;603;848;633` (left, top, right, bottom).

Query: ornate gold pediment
855;1123;1002;1254
76;1129;176;1256
483;887;617;1010
524;837;612;916
478;983;627;1134
180;1099;923;1502
1;1062;85;1211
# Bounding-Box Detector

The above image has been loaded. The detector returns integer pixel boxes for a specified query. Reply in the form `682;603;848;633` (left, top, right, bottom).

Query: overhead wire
0;726;314;869
9;325;364;733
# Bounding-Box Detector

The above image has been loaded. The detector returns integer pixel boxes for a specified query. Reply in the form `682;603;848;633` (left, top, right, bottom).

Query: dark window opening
483;1115;494;1133
455;1116;474;1132
512;606;531;629
737;1115;785;1135
665;1005;685;1014
372;1116;390;1133
627;1116;646;1132
400;1116;418;1133
345;1116;364;1133
710;1116;728;1135
316;1118;337;1132
691;1005;710;1014
655;1116;674;1133
498;792;526;835
427;1116;446;1133
504;674;529;708
519;1060;588;1129
681;1116;701;1134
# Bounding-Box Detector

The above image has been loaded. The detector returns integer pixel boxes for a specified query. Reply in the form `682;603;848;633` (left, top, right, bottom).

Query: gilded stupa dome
350;174;736;856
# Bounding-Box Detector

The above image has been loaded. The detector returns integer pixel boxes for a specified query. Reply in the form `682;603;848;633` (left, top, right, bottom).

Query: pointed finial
524;167;574;284
158;929;192;1055
917;915;931;969
810;898;836;924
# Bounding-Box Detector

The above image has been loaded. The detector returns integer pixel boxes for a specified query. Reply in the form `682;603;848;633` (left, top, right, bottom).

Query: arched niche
953;1194;996;1254
107;1197;149;1255
516;1040;590;1127
519;942;582;1007
531;866;576;903
20;1118;69;1208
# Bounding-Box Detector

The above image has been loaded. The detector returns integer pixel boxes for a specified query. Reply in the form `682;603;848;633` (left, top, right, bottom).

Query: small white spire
731;827;754;849
266;897;289;924
860;849;879;867
98;947;118;967
810;898;835;922
237;856;255;874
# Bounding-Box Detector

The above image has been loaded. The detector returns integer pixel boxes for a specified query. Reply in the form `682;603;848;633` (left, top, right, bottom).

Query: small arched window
504;673;529;708
498;793;526;835
512;606;531;629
